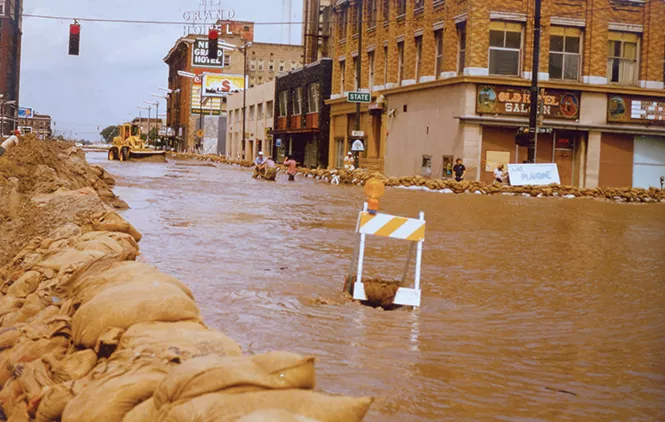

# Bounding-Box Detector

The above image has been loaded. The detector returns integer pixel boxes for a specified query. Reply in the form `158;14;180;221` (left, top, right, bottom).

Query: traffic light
515;127;534;147
69;23;81;56
208;29;219;60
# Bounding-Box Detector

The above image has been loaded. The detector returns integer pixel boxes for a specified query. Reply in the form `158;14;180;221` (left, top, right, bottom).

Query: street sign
196;129;204;138
352;140;365;152
351;130;365;137
347;92;371;103
519;126;553;134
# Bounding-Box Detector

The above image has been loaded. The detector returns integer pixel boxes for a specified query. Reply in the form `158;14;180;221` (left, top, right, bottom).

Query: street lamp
236;41;253;159
177;71;202;152
137;106;149;138
144;101;159;143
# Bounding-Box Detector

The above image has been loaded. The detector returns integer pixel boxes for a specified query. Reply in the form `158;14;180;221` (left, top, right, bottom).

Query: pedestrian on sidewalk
284;155;297;182
0;130;21;157
453;158;466;182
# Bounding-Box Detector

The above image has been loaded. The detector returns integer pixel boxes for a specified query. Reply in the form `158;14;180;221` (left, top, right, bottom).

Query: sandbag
122;398;156;422
72;231;138;259
7;271;41;298
34;383;75;422
63;261;194;307
2;293;45;327
0;337;68;386
93;212;142;242
118;321;241;362
0;327;22;349
157;390;373;422
154;352;315;411
62;367;169;422
0;295;23;318
72;281;201;348
238;409;322;422
34;248;108;274
43;349;97;381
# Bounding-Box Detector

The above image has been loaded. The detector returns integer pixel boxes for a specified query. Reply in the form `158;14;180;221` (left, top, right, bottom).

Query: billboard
192;39;225;68
607;94;665;125
476;85;580;120
202;74;245;98
18;107;34;119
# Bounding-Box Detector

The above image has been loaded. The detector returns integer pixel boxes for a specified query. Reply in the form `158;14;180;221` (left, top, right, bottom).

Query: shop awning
457;115;665;137
270;128;321;136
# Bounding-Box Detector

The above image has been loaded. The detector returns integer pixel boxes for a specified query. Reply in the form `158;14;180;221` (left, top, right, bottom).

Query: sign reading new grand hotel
477;85;581;120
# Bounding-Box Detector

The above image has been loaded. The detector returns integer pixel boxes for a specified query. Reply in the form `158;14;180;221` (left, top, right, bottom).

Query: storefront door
554;133;576;186
633;136;665;189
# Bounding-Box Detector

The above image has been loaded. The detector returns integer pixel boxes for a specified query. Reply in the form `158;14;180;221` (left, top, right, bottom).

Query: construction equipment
107;123;166;162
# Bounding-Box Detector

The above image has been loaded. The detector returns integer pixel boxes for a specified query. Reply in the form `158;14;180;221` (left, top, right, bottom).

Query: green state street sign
347;92;371;103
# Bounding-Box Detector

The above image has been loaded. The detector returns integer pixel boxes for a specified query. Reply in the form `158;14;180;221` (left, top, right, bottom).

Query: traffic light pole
354;0;363;169
527;0;542;163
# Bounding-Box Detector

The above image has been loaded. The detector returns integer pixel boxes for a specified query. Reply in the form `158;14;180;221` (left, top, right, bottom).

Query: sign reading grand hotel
607;94;665;125
182;0;236;35
192;39;225;67
477;85;580;120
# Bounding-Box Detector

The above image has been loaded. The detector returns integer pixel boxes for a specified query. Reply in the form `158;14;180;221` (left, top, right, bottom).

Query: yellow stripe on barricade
358;212;426;242
374;217;408;237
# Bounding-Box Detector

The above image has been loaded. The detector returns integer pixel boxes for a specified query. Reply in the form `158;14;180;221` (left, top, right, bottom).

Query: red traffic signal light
208;29;219;60
69;24;81;55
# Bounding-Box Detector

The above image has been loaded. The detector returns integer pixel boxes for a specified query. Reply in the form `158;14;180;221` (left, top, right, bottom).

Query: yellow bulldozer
107;123;166;162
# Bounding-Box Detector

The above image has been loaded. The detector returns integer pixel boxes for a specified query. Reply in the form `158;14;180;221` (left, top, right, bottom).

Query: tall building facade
302;0;333;64
0;0;22;137
164;21;304;152
327;0;665;189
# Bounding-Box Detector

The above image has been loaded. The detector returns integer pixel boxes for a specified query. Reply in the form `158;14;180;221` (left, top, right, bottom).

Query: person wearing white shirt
0;130;21;157
494;164;506;184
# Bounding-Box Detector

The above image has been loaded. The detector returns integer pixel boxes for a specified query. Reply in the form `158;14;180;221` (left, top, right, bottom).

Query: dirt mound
0;136;127;266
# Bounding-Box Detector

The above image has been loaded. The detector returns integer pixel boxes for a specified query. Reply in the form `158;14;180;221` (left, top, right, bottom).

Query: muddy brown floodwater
90;153;665;421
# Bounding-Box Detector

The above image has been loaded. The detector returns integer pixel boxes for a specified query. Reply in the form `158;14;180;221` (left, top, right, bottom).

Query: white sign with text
507;163;561;186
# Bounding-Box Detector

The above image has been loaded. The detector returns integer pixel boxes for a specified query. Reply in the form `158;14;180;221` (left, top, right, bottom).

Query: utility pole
527;0;542;163
354;0;363;169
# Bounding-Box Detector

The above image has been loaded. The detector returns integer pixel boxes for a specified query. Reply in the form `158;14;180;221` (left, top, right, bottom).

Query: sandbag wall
0;212;372;421
180;152;665;203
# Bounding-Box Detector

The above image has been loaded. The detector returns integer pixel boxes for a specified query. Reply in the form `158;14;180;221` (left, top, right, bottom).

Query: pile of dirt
0;139;374;421
0;136;127;266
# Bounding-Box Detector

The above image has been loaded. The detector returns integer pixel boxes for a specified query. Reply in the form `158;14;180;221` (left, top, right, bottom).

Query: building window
335;138;345;168
340;60;346;93
383;45;389;85
250;58;256;71
224;55;231;67
291;61;297;70
308;83;321;113
382;0;389;23
249;105;255;121
415;0;424;11
353;3;360;35
293;87;303;115
442;155;454;178
415;36;423;82
258;60;264;71
279;61;285;72
608;32;639;85
367;0;378;28
258;76;263;84
260;103;265;119
396;0;406;17
353;56;358;90
266;101;274;119
488;21;522;76
278;91;288;117
397;41;405;84
458;23;466;75
368;51;375;89
435;29;444;78
269;60;275;71
421;155;432;177
339;6;348;40
549;27;581;81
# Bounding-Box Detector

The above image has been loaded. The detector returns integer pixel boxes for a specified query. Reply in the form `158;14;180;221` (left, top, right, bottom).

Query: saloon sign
477;85;580;120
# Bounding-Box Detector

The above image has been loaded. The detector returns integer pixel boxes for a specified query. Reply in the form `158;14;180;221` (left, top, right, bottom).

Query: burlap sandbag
0;337;68;386
93;212;142;242
65;261;194;306
122;398;157;422
34;383;75;422
6;271;41;298
153;352;315;411
1;293;44;328
118;321;242;361
72;281;201;348
238;409;322;422
62;366;168;422
0;295;23;318
34;248;108;274
72;231;138;259
157;390;373;422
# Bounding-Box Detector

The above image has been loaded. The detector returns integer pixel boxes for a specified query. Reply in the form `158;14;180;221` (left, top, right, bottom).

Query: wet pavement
90;152;665;421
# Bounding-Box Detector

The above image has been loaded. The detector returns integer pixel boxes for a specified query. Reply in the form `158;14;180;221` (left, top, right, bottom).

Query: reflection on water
89;153;665;421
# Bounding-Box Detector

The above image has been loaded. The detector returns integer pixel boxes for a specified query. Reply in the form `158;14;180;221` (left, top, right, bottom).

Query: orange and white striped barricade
351;203;425;307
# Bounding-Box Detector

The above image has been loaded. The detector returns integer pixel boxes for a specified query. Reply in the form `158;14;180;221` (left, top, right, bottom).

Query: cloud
20;0;303;140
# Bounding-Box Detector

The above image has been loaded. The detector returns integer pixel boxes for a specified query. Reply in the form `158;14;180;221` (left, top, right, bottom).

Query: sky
20;0;303;141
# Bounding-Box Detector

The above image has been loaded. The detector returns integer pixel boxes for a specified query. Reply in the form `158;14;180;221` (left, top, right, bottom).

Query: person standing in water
284;155;297;182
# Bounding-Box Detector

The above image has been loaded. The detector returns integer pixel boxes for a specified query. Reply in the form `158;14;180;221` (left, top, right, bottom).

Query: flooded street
90;152;665;421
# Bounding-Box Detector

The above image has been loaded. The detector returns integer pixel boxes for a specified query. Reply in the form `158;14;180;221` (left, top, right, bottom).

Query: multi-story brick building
0;0;22;137
18;113;52;139
164;21;304;152
327;0;665;189
131;117;163;137
302;0;334;64
226;79;275;160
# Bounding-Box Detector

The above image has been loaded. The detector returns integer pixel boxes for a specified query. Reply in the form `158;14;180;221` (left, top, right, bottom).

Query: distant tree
100;125;119;143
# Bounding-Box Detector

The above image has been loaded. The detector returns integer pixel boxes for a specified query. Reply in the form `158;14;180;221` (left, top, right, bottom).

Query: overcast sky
21;0;303;141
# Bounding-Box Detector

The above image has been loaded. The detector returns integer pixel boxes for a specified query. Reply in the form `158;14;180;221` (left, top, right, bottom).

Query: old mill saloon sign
476;85;581;120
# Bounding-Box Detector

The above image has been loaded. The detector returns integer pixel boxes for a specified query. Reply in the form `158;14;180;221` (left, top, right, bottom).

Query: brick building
327;0;665;189
0;0;22;137
18;113;52;139
164;21;304;153
131;117;163;137
302;0;334;64
272;58;333;168
226;79;275;160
